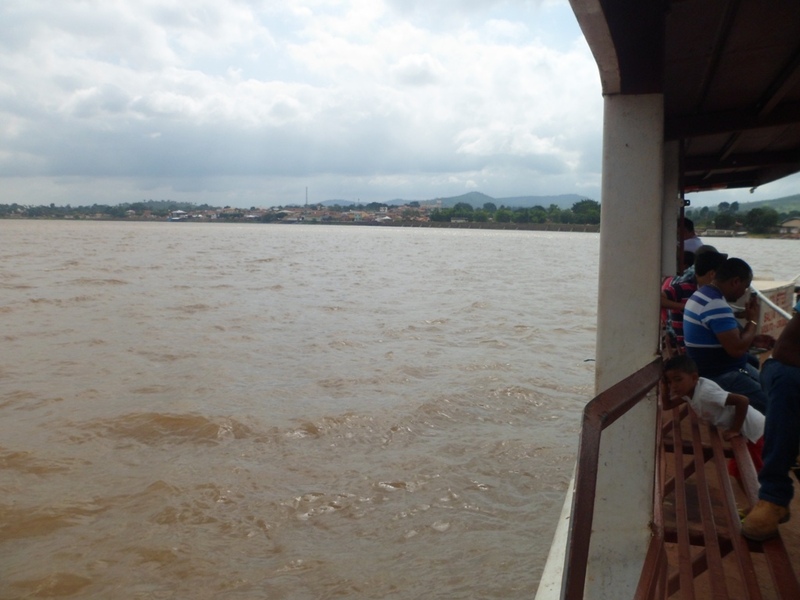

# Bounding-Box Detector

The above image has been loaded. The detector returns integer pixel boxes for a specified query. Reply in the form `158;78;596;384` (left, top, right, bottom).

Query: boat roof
570;0;800;193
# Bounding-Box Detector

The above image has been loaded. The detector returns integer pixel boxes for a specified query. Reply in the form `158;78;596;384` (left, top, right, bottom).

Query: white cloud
0;0;604;207
390;54;445;86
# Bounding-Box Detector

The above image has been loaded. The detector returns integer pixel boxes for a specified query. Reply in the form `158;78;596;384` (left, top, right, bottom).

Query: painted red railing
561;358;662;599
559;357;800;599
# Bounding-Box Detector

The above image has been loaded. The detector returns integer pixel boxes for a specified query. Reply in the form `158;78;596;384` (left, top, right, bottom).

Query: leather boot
741;500;790;541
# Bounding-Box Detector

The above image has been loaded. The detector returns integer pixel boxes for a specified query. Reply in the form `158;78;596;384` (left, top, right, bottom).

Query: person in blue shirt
683;257;768;414
742;297;800;541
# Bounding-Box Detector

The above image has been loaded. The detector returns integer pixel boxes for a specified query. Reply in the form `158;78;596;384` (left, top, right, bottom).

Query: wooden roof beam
684;150;800;172
719;39;800;161
755;40;800;117
694;0;740;112
665;102;800;139
683;164;800;192
683;172;759;192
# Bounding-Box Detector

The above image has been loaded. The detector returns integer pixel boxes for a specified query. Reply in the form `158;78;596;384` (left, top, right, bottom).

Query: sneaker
741;500;791;541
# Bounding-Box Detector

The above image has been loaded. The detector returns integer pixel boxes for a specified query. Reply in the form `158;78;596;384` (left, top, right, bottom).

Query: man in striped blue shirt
683;257;768;414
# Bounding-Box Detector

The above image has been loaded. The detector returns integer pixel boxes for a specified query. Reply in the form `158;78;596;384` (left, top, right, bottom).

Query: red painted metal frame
560;355;800;599
561;358;662;599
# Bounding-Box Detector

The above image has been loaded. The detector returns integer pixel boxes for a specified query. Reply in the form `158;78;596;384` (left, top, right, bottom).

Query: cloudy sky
2;0;798;209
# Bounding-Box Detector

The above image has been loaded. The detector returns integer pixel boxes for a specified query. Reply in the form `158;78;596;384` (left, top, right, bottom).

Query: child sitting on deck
662;355;765;480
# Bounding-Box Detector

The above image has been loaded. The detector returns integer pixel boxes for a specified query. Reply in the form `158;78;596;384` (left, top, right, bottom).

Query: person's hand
722;430;741;441
752;334;775;350
744;294;760;322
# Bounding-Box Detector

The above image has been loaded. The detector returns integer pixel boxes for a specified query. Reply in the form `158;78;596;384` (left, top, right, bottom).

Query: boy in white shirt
662;354;765;479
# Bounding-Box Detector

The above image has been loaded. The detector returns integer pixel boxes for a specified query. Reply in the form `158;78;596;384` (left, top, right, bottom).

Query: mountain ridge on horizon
687;193;800;213
320;191;589;210
318;191;800;212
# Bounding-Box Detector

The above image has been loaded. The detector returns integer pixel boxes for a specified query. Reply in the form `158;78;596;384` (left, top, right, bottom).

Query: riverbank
1;215;601;233
332;220;600;233
8;216;800;237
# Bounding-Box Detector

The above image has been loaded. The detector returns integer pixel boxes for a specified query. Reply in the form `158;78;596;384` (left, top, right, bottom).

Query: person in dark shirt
681;217;703;253
661;246;727;352
741;298;800;541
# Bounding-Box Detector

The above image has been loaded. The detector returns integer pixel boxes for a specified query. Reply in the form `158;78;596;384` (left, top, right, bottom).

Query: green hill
320;191;800;213
409;192;588;209
688;194;800;218
322;192;590;210
726;194;800;213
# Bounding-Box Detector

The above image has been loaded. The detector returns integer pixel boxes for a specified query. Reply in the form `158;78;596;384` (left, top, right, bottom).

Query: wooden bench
636;403;800;599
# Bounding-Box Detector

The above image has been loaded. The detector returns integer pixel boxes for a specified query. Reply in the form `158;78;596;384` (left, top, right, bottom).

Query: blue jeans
758;358;800;507
708;362;769;415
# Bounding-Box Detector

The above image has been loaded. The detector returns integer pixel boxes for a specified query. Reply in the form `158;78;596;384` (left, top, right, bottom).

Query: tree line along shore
2;197;799;237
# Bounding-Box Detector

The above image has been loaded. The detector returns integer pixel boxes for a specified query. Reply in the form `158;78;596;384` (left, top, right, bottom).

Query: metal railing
750;285;794;321
560;358;662;599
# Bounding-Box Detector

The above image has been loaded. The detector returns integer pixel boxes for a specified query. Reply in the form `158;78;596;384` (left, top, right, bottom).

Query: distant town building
778;218;800;234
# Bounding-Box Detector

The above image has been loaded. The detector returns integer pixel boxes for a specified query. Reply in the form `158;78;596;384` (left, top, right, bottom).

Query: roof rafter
665;103;800;140
684;150;800;172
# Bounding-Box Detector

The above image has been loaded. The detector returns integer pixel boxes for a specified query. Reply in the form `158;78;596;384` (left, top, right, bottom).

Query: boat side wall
588;93;663;599
535;467;576;599
662;141;681;277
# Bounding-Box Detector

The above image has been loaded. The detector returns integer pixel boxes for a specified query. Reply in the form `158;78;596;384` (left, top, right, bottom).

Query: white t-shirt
683;236;704;253
682;377;765;443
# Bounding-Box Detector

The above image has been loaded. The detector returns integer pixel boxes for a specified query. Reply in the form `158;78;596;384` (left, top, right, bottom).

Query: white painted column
586;93;664;599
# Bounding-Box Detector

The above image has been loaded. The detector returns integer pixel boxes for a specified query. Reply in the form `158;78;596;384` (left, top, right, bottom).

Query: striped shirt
664;275;697;351
683;285;746;376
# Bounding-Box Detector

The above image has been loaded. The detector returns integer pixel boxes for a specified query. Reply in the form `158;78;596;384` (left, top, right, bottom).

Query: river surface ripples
1;220;795;599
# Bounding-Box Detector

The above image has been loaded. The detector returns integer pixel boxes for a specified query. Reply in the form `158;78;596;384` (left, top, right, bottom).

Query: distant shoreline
309;220;601;233
8;217;800;238
2;215;601;233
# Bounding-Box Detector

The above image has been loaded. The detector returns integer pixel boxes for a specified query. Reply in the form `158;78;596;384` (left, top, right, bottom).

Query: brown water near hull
1;221;793;599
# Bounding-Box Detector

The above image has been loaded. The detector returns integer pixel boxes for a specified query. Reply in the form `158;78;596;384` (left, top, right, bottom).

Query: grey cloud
68;85;131;118
2;105;476;179
390;55;444;86
0;0;604;207
384;0;506;20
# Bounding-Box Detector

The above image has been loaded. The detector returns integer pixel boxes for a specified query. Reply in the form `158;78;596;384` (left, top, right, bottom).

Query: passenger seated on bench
683;257;768;414
662;355;765;481
680;217;704;253
742;297;800;541
660;250;695;345
661;246;727;353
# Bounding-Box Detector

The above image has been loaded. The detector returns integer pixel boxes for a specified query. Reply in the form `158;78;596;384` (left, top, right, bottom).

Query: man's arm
716;320;759;357
661;290;684;311
715;295;760;358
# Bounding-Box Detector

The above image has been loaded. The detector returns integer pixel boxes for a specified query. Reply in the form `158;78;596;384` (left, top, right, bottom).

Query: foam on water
2;220;792;598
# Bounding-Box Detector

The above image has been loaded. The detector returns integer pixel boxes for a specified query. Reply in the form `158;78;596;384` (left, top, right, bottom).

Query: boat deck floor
661;479;800;598
658;404;800;599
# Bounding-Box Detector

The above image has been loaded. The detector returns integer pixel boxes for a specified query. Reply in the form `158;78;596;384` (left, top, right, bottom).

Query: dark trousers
708;362;769;415
758;358;800;507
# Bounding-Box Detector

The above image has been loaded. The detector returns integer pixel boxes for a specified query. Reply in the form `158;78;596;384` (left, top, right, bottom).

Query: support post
587;93;664;599
662;141;681;277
